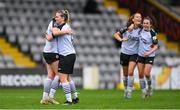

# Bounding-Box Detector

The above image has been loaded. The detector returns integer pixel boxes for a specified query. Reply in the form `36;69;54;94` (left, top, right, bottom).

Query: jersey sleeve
61;24;70;30
46;21;53;35
150;30;158;45
116;26;128;34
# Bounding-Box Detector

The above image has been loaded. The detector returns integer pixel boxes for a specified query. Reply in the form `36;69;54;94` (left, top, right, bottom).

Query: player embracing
114;12;142;98
40;12;72;105
137;16;159;98
51;10;79;105
40;17;60;105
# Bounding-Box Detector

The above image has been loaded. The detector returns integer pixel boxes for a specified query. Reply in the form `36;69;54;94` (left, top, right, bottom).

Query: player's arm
52;27;74;36
144;31;159;57
44;21;54;41
144;44;158;57
127;23;134;32
45;33;53;41
114;32;124;42
114;27;129;42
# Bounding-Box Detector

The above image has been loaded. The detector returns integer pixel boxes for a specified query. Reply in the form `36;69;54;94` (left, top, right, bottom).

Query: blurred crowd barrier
0;67;83;88
118;66;180;90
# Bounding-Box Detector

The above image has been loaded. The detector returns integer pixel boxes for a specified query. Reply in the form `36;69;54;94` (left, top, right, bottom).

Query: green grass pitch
0;88;180;109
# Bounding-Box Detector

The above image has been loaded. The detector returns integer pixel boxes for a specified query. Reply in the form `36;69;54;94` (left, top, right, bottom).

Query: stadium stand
0;0;180;88
157;0;180;15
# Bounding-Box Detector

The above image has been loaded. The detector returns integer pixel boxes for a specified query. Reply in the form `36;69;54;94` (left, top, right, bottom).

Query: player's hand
46;34;53;41
52;27;60;34
122;37;129;41
144;52;150;57
128;24;134;32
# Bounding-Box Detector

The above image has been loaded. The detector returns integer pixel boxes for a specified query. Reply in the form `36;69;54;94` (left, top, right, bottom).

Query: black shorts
137;55;154;65
58;54;76;74
120;53;138;66
43;52;59;64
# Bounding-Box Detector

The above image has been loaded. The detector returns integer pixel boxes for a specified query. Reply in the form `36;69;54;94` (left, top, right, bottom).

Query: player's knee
139;73;144;79
48;76;54;80
128;71;134;76
59;77;68;83
145;74;150;79
47;74;55;80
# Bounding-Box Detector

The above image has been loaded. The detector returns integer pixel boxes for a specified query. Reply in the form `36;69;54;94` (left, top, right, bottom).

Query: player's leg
68;76;79;104
122;66;128;98
120;53;129;98
48;60;60;104
137;62;146;98
58;55;73;105
127;54;138;99
127;61;136;98
66;54;78;103
60;73;72;105
40;64;55;104
144;64;153;96
144;57;154;96
137;56;146;98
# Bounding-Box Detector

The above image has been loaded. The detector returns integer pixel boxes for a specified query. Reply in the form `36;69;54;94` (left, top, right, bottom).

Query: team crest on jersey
58;67;62;71
56;55;59;59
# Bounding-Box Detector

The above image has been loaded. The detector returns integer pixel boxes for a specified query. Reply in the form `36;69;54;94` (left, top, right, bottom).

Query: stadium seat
1;0;179;71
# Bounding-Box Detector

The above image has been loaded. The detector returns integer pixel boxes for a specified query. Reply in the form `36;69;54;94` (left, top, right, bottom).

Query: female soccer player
114;12;142;98
40;18;60;105
137;16;158;98
40;15;72;105
52;10;79;105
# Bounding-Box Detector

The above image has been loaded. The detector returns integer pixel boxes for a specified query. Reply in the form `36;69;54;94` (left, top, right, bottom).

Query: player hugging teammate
40;9;79;105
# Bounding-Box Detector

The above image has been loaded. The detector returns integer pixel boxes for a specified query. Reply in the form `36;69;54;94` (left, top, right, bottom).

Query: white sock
72;92;78;99
43;92;49;100
70;80;78;99
62;82;72;102
49;76;59;98
49;88;56;99
127;76;134;92
65;93;72;102
42;78;52;100
139;78;146;90
123;76;128;90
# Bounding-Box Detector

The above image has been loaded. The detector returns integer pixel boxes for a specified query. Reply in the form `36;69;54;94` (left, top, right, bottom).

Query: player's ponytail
60;10;70;23
64;10;70;24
